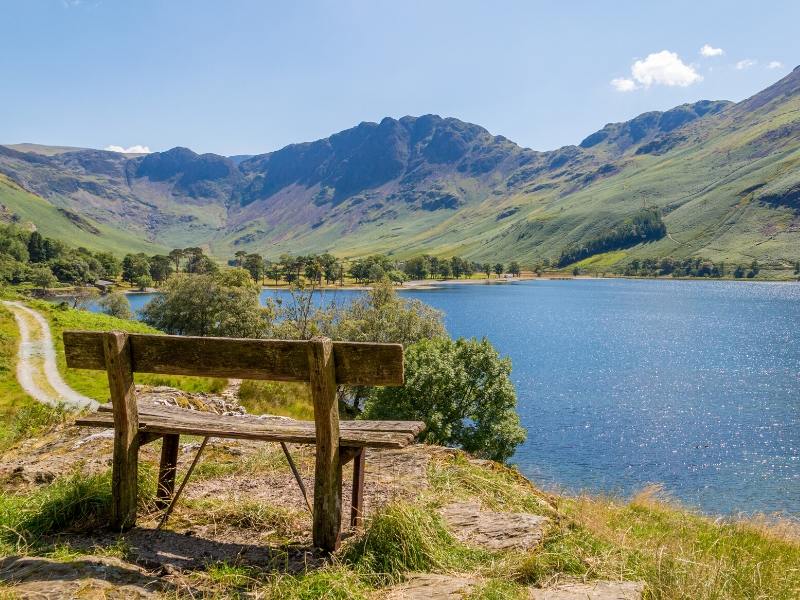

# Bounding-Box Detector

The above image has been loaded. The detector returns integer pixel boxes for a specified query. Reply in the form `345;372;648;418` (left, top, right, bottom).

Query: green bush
364;337;526;462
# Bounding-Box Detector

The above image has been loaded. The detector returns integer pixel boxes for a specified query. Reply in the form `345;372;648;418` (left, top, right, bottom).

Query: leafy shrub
364;337;526;462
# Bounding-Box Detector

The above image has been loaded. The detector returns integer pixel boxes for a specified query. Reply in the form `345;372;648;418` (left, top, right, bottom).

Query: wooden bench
64;330;423;552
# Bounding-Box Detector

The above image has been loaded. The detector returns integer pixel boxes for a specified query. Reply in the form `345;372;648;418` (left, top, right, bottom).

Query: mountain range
1;66;799;268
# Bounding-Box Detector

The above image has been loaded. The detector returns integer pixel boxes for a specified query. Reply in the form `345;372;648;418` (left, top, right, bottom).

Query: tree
403;256;429;280
122;253;151;283
27;231;47;263
50;257;93;285
184;248;217;274
363;337;526;462
95;252;122;279
319;280;446;347
70;287;100;310
733;264;746;278
233;250;247;267
265;261;281;285
134;274;153;290
141;269;273;338
168;248;184;272
98;292;133;320
30;264;56;292
483;263;491;278
747;260;760;279
508;261;521;277
437;261;452;279
149;255;174;284
494;263;504;277
243;253;265;282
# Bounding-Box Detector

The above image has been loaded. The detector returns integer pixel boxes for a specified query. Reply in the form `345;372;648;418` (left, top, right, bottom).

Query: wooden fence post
307;336;341;552
103;331;139;530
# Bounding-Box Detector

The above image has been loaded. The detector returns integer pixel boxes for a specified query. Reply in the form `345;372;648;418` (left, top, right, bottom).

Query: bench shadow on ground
55;526;325;574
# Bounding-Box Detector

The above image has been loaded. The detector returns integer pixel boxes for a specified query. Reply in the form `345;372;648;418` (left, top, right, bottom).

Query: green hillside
0;175;167;255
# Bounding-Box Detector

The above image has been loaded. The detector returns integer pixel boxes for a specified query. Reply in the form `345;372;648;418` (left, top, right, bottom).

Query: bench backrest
63;331;404;386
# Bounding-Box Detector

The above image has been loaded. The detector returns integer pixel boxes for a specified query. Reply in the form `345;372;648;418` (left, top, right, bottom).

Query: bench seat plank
76;412;419;449
95;401;426;435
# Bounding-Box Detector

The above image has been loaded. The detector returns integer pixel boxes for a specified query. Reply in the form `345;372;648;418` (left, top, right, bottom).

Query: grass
238;380;314;420
27;299;226;401
342;501;489;580
0;446;796;599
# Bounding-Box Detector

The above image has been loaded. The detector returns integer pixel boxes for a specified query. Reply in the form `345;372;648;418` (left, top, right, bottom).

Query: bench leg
350;448;366;528
104;332;139;531
156;434;180;509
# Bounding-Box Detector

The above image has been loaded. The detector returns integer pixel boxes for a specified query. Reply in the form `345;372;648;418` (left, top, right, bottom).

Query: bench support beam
104;331;138;530
350;447;366;528
156;434;180;509
308;337;341;552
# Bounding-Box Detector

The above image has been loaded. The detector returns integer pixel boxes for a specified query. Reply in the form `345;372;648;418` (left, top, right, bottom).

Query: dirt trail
2;300;97;411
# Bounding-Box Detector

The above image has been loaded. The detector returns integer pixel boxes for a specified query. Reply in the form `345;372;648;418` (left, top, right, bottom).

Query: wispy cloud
611;50;702;92
735;59;757;70
105;144;151;154
766;61;784;70
699;44;724;57
611;77;637;92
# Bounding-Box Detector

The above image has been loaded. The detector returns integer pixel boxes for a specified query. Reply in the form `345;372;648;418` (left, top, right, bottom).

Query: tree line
227;251;524;286
557;208;667;267
619;257;763;279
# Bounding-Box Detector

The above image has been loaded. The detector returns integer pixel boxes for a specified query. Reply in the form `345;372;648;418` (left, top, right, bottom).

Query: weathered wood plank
156;434;180;509
104;332;139;530
308;336;341;552
63;331;403;386
350;447;366;528
96;401;425;435
75;413;416;448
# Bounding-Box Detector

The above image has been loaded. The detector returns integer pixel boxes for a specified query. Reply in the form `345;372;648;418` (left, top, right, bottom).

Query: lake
117;279;800;516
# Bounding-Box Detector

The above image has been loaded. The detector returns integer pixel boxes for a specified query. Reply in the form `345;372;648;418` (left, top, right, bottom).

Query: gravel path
2;301;97;410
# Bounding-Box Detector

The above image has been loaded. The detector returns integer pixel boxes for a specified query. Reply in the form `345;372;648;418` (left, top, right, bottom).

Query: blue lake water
119;280;800;515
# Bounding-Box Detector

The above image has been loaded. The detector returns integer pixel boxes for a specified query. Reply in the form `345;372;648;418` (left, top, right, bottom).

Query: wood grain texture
308;336;342;552
96;401;425;435
350;447;366;528
156;434;180;509
103;331;139;530
63;331;403;386
76;412;415;448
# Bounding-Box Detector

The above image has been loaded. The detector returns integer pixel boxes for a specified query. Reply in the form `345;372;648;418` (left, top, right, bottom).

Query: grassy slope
0;447;797;598
28;300;225;401
0;175;167;256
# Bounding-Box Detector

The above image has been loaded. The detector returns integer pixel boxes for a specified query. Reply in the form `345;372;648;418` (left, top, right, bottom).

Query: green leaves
364;337;526;462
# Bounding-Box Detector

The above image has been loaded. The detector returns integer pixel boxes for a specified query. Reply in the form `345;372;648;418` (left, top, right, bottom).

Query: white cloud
105;144;151;154
611;77;638;92
611;50;702;92
700;44;724;57
736;59;757;70
767;61;784;70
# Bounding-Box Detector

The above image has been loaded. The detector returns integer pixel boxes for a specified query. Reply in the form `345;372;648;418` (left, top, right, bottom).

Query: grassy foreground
0;441;797;599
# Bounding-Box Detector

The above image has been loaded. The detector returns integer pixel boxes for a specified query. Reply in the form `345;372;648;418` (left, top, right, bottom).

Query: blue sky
2;0;797;155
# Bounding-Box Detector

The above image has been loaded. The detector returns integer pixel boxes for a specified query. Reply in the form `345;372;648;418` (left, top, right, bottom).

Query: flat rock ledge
0;555;162;599
383;575;645;600
529;581;645;599
384;573;480;599
440;502;549;551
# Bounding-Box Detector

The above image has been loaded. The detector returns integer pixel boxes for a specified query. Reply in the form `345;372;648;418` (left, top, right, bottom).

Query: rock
440;502;549;551
0;555;163;599
384;573;481;599
529;581;645;600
